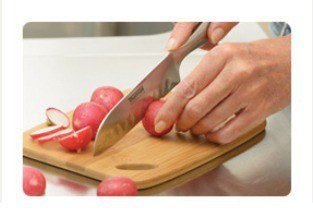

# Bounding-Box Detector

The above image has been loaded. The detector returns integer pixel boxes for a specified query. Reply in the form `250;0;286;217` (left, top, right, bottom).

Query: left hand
155;35;291;144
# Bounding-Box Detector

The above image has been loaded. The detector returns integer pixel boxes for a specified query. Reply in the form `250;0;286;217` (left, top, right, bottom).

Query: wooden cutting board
140;130;266;195
23;110;266;189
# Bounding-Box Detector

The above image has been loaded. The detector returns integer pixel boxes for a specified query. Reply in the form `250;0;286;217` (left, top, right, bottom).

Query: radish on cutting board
133;96;154;120
46;107;70;128
59;126;93;152
90;86;124;111
72;102;109;139
142;100;173;136
97;177;138;196
30;125;64;140
23;166;46;196
36;129;74;144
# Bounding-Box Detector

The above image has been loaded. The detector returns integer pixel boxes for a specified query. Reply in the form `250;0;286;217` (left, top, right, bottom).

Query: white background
1;0;313;216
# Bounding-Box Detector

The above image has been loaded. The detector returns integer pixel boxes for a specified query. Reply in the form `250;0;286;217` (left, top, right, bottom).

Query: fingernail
155;121;167;133
166;38;176;51
211;28;225;44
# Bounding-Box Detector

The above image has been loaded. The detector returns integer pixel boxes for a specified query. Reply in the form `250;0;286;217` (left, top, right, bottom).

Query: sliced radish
46;107;70;128
37;129;74;144
59;126;93;152
30;125;64;140
72;102;108;140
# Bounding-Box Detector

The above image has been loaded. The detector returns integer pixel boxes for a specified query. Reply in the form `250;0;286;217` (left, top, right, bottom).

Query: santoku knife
94;22;210;156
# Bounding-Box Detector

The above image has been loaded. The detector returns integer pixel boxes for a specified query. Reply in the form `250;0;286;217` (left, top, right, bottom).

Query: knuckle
216;78;232;95
245;61;258;74
204;123;215;133
218;43;238;57
238;61;256;76
177;80;197;100
192;119;215;135
228;69;248;83
209;131;234;144
217;70;235;89
201;115;218;131
185;103;203;121
209;110;224;123
227;62;256;83
236;69;248;78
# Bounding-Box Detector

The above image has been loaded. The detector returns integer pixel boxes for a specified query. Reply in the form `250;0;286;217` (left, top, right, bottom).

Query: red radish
97;177;138;196
36;129;74;144
23;166;46;196
72;102;109;139
142;100;173;136
90;86;123;111
59;126;93;152
46;107;70;128
133;96;154;120
30;125;64;140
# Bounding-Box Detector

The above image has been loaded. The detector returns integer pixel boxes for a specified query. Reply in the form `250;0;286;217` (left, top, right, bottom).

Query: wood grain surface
23;109;266;189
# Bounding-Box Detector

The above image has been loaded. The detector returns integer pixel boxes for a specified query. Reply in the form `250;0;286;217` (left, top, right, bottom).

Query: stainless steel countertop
23;23;290;196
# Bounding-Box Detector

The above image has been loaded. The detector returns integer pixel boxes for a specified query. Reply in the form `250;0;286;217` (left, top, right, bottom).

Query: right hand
166;22;238;51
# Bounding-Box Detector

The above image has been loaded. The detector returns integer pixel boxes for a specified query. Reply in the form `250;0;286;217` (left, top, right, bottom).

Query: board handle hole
116;163;157;170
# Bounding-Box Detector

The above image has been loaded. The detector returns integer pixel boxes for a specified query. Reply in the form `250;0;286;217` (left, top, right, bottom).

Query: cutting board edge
23;121;266;189
139;130;266;195
132;121;266;189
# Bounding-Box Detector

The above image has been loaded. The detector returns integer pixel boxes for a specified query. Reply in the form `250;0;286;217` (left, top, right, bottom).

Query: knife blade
93;55;180;155
93;22;210;156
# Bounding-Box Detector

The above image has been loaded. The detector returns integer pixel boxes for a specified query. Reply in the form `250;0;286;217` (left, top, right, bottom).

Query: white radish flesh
46;107;70;128
30;125;64;140
37;129;74;144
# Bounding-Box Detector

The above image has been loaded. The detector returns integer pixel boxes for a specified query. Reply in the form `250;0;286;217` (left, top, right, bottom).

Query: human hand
166;22;238;51
156;35;291;144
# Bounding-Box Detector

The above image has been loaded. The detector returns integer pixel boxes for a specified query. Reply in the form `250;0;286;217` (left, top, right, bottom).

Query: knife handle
172;22;210;64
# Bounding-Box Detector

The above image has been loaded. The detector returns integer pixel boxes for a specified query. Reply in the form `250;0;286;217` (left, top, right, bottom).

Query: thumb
166;22;199;51
208;22;238;44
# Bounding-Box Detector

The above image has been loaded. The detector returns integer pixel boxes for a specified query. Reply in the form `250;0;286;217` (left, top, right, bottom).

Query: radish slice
37;129;74;144
30;125;64;140
59;126;93;152
46;107;70;128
